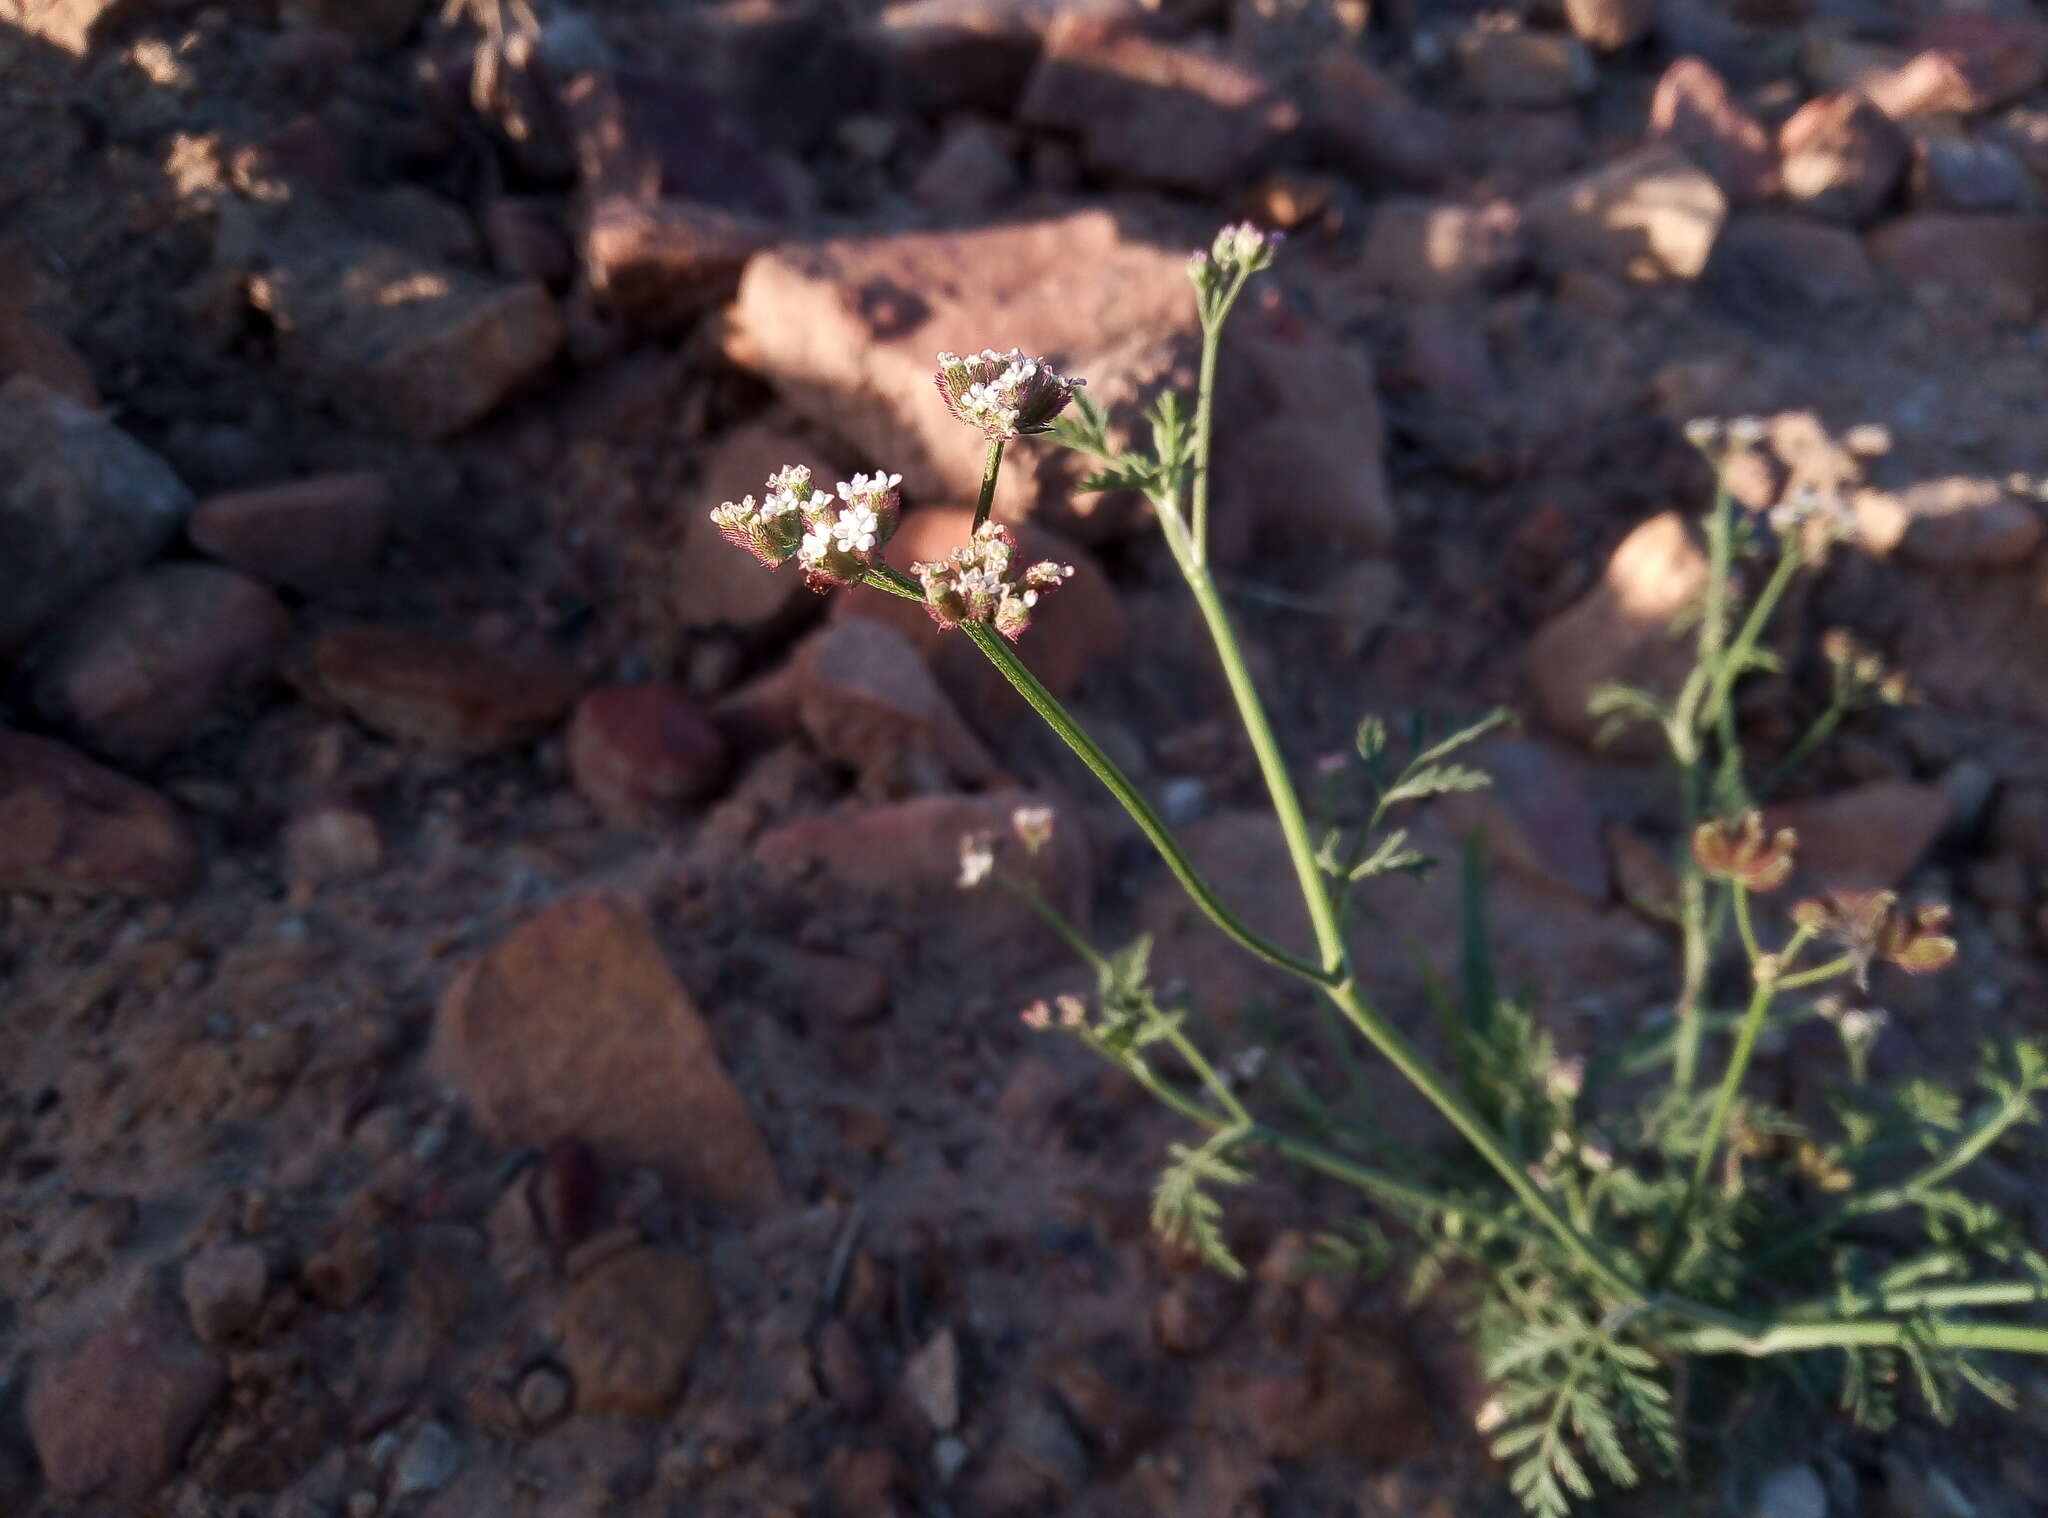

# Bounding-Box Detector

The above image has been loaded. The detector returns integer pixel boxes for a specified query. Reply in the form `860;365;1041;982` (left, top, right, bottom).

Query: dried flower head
795;472;902;590
958;831;996;889
1792;890;1958;985
710;464;828;569
1011;804;1055;857
1691;813;1798;892
934;349;1084;442
913;521;1075;642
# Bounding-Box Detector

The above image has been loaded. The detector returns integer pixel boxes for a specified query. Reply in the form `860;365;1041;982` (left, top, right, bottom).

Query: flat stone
0;376;193;657
25;564;291;765
793;616;1003;798
1354;198;1525;298
188;470;392;591
314;625;579;754
27;1300;223;1500
557;1247;716;1416
1525;145;1727;281
243;225;563;441
582;197;771;333
1767;780;1951;892
1647;56;1779;203
1017;15;1298;194
567;683;730;822
0;730;199;898
1526;512;1708;753
433;893;782;1209
1453;26;1595;109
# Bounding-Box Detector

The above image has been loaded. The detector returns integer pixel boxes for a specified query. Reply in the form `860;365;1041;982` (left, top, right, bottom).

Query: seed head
1792;890;1958;986
1691;812;1798;892
933;349;1084;442
913;521;1075;642
710;464;828;569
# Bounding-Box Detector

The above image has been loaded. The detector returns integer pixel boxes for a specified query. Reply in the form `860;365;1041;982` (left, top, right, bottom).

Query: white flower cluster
934;349;1084;442
711;464;903;590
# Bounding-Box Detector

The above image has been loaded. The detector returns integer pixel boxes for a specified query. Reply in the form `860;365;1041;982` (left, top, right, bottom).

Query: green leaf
1355;714;1388;764
1347;828;1430;882
1152;1132;1252;1280
1379;762;1493;809
1408;707;1514;771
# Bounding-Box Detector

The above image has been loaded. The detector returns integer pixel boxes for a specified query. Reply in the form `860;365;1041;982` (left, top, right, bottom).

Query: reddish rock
1646;57;1778;203
1778;94;1909;223
433;893;782;1210
1853;475;2042;568
568;683;730;822
1867;19;2047;121
0;376;193;657
721;210;1202;533
1524;145;1727;281
838;506;1127;728
188;471;393;591
1527;512;1708;753
582;197;771;333
1452;27;1595;109
870;0;1093;113
245;226;564;440
1438;738;1611;904
752;790;1091;976
557;1247;716;1416
910;119;1021;217
314;625;578;754
1017;15;1299;194
0;730;199;898
1302;50;1455;190
27;1300;224;1500
747;944;892;1027
1563;0;1653;50
1868;212;2048;315
0;299;97;404
1766;781;1951;892
680;420;847;631
11;0;136;53
1354;198;1525;298
27;565;291;764
793;617;1002;798
559;69;792;215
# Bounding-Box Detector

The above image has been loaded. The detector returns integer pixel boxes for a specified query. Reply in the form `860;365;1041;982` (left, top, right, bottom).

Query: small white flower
1011;804;1055;856
957;832;996;889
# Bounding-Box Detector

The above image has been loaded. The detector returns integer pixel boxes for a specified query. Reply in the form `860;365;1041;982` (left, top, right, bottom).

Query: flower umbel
710;464;827;569
934;349;1085;441
1792;890;1958;985
1691;812;1798;893
913;521;1075;642
958;830;997;889
797;472;903;590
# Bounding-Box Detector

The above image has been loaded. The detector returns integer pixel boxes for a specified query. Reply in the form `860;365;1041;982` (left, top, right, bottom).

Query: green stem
960;621;1336;986
1180;565;1348;979
1190;308;1226;565
1846;1095;2030;1215
1660;925;1818;1284
1703;536;1805;740
1785;1280;2048;1319
1732;883;1761;965
1670;1317;2048;1358
1759;699;1848;802
971;437;1005;533
1773;955;1856;992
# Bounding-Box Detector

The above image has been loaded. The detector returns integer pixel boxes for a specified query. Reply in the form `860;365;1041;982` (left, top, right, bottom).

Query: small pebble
392;1421;463;1498
516;1363;572;1429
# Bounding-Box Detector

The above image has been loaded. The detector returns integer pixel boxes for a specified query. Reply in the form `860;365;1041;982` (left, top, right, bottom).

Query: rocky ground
7;0;2048;1514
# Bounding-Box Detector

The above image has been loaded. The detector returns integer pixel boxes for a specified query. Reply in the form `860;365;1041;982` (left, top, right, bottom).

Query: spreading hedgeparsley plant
711;226;2048;1514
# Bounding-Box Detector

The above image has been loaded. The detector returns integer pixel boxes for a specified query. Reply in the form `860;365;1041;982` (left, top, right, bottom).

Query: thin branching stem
971;438;1005;533
959;620;1338;986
